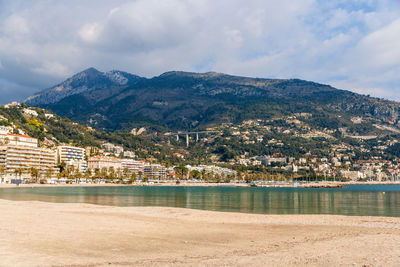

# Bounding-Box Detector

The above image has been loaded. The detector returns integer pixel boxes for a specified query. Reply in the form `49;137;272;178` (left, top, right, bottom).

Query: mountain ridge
25;68;144;106
25;68;400;132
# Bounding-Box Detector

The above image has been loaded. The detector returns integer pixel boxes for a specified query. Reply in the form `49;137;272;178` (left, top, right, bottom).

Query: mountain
25;69;400;133
25;68;144;106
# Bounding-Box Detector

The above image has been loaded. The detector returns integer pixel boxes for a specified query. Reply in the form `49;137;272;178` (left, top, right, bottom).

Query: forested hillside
25;69;400;133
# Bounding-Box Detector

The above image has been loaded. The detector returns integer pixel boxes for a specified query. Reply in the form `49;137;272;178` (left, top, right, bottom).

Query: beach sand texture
0;199;399;266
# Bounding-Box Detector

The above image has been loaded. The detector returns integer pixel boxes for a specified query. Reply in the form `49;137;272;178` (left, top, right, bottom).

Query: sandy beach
0;199;399;266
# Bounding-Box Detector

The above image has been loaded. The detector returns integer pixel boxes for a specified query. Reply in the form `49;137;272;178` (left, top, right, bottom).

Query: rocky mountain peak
25;68;143;106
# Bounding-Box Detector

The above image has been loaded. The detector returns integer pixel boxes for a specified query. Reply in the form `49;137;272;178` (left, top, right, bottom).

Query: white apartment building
187;165;237;178
57;145;87;173
23;108;38;117
0;145;58;182
143;163;167;179
0;131;59;183
121;159;145;174
88;156;122;171
102;143;124;155
0;131;38;147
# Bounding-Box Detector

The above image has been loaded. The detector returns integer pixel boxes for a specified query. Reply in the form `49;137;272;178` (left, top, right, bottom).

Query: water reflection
0;185;399;217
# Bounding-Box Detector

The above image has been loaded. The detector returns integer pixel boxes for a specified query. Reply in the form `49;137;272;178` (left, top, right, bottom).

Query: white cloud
0;0;399;104
84;0;197;52
356;18;400;69
3;14;29;36
31;61;70;77
79;23;102;43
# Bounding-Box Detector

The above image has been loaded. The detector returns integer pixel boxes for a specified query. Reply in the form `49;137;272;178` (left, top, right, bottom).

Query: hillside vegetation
25;68;400;133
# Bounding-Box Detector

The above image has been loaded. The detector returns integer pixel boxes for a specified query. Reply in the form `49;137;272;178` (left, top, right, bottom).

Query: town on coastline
0;102;399;185
0;120;237;185
0;126;398;186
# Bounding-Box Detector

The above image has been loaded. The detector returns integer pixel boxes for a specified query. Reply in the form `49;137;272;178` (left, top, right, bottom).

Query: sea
0;184;399;217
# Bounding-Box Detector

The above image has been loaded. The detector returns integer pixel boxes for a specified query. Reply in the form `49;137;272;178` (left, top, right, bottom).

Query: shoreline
1;180;400;189
0;199;399;266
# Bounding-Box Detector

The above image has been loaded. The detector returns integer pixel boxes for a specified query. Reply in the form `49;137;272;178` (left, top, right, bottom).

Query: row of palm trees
60;166;140;183
0;164;240;184
173;166;238;182
0;165;55;183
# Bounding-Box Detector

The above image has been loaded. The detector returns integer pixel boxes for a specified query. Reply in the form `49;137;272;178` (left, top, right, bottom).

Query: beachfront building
0;130;38;147
121;159;145;174
57;145;87;173
143;163;167;179
0;145;58;182
187;165;237;178
0;131;59;183
88;156;122;171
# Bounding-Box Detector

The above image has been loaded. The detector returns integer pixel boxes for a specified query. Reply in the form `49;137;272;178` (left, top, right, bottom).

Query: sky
0;0;400;104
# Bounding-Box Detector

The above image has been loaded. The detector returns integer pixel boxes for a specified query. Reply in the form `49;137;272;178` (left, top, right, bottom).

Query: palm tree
108;166;116;183
67;165;75;177
0;166;6;183
14;167;24;181
94;168;100;177
73;169;82;183
66;165;75;183
215;173;222;183
129;172;137;184
142;174;150;183
116;167;123;183
29;167;40;183
203;172;209;183
58;160;67;173
201;169;206;181
189;170;201;180
174;166;188;180
93;168;100;183
45;168;54;179
100;167;108;179
85;168;93;182
123;167;130;178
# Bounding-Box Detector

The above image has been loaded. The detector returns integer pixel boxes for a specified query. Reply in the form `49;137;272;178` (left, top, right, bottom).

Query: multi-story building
123;151;135;158
143;163;167;179
121;159;145;174
0;131;38;147
0;145;58;182
187;165;237;178
88;156;122;171
0;131;59;183
102;143;124;155
57;145;87;173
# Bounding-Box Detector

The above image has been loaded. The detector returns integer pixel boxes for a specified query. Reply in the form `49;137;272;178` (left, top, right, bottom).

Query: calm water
0;185;400;217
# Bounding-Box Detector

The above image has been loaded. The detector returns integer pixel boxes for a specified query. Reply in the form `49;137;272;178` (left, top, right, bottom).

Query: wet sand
0;199;399;266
